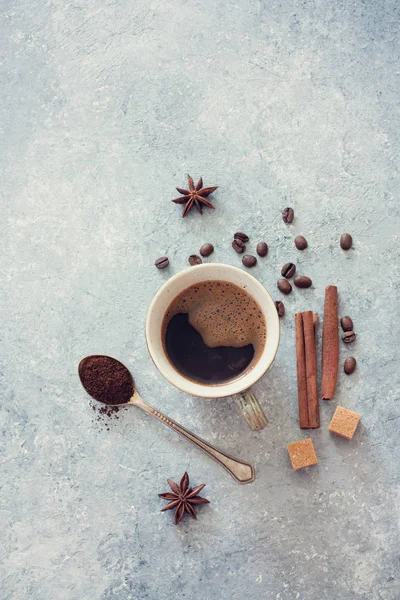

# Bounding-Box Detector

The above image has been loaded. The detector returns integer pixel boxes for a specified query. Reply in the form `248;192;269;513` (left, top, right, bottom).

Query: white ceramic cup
146;264;280;428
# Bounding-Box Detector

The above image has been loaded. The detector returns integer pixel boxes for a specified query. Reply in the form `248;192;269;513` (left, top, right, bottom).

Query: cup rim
145;263;280;398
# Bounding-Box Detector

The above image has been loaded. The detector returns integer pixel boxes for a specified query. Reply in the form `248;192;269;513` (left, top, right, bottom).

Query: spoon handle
134;394;255;484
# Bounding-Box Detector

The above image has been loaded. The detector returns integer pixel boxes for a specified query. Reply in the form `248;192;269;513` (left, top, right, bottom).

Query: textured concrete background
1;1;399;599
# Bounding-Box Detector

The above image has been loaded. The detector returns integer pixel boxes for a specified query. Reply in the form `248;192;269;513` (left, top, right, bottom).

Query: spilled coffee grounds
90;401;127;431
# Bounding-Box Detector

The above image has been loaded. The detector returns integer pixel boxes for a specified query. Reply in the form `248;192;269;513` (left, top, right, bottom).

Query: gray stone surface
1;0;399;598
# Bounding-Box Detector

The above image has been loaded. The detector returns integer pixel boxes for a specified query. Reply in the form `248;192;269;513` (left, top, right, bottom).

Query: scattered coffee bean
344;357;357;374
232;238;246;253
294;275;312;288
275;300;285;317
256;241;268;257
340;233;353;250
155;256;169;269
234;232;249;243
341;316;353;331
188;255;202;266
282;207;294;223
281;262;296;278
200;243;214;257
242;254;257;268
294;235;308;250
277;279;292;294
342;331;356;343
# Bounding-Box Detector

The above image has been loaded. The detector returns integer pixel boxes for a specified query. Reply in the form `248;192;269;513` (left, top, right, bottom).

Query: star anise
172;175;218;217
159;472;210;524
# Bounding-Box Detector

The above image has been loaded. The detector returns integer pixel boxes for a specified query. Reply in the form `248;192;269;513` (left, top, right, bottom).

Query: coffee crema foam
162;281;267;358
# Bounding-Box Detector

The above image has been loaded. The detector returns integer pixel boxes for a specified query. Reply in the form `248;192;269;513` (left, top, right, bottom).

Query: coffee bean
341;316;353;331
188;255;202;266
232;238;246;253
155;256;169;269
275;300;285;317
294;275;312;288
281;262;296;278
282;207;294;223
340;233;353;250
342;331;356;343
234;232;249;243
256;242;268;257
242;254;257;268
344;357;357;374
277;279;292;294
294;235;308;250
200;243;214;257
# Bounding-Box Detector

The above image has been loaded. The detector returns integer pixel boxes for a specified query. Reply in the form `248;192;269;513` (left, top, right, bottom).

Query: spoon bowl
78;355;135;407
78;355;255;484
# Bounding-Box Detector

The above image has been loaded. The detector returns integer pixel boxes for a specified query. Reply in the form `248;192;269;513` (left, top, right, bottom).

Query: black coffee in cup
162;281;266;384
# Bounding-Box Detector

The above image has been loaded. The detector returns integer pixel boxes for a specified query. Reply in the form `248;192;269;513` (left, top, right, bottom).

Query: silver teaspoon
78;355;254;484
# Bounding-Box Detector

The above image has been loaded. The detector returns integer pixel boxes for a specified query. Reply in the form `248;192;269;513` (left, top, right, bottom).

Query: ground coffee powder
90;401;128;431
79;355;134;405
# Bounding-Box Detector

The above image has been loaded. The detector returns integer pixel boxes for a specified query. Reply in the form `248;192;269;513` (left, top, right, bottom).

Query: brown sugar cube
287;438;318;470
329;406;360;440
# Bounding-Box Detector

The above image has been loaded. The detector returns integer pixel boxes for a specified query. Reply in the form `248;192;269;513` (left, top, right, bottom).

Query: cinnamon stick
313;312;318;336
295;313;309;428
321;285;339;400
302;311;320;428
